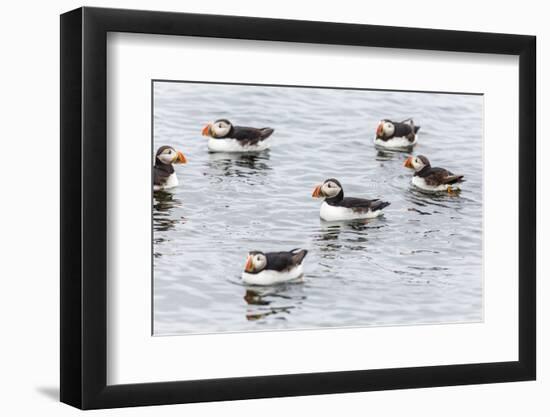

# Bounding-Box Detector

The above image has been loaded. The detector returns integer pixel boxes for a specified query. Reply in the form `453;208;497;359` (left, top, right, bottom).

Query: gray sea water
153;81;483;335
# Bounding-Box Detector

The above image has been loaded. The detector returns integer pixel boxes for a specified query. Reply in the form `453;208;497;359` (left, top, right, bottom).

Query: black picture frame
60;6;536;410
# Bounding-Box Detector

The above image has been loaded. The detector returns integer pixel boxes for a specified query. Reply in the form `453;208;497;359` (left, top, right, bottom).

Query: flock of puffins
154;118;465;286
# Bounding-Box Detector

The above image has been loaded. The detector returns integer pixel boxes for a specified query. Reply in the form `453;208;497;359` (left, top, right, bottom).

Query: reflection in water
313;219;382;258
207;151;272;179
153;191;184;233
154;190;181;210
404;186;463;212
408;207;432;216
376;149;409;161
316;224;342;253
244;289;271;306
246;308;293;322
243;286;305;322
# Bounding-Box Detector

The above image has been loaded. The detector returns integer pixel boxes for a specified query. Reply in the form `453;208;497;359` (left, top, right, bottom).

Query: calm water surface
153;81;483;335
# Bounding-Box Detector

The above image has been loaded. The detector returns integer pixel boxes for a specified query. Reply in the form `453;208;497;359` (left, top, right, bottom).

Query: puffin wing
290;248;308;265
153;165;172;186
259;127;274;140
425;167;464;185
229;126;274;145
339;197;391;212
399;118;420;133
393;122;416;141
265;249;307;271
440;174;464;185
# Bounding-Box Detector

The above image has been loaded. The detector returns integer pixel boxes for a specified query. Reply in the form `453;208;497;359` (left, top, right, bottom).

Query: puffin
404;155;464;193
153;145;187;191
312;178;390;221
242;249;308;285
202;119;274;152
374;119;420;150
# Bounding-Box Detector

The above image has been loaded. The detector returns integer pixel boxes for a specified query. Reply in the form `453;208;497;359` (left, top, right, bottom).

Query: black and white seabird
311;178;390;221
374;119;420;150
404;155;464;193
242;249;308;285
202;119;274;152
153;145;187;191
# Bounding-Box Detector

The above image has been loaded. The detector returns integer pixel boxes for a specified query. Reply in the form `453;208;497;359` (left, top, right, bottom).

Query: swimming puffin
312;178;390;221
202;119;274;152
153;145;187;191
374;119;420;150
242;249;308;285
404;155;464;193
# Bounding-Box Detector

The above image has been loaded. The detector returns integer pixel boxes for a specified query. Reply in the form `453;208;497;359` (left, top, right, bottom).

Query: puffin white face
244;252;267;273
156;146;187;165
202;119;232;138
312;179;342;199
404;155;429;172
377;120;395;138
321;180;342;198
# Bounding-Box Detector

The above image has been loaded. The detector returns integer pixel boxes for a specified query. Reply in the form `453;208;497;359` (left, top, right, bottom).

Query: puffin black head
244;251;267;274
155;146;187;166
202;119;233;139
404;154;430;172
312;178;343;200
376;119;396;138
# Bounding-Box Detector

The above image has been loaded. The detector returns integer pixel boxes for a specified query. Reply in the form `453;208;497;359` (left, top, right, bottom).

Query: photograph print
152;80;483;336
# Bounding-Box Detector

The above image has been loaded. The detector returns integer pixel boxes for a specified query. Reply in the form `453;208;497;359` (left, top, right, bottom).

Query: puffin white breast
242;265;304;286
373;134;418;150
208;138;271;153
320;202;383;221
411;176;458;193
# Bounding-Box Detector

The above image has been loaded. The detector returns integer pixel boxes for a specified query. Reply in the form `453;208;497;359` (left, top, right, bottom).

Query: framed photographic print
60;7;536;410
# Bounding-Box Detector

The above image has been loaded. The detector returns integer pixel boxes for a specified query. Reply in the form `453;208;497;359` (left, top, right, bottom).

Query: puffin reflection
313;219;377;258
242;286;304;322
153;191;184;233
243;289;271;306
207;151;272;179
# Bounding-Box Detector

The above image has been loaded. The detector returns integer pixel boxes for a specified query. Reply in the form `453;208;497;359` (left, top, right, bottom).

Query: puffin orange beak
201;123;211;137
404;156;414;169
312;185;323;198
176;151;187;164
244;255;253;272
376;123;383;137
